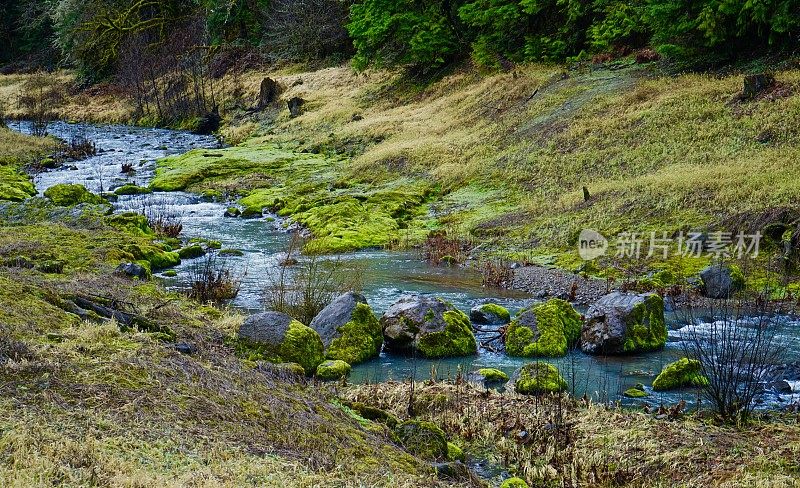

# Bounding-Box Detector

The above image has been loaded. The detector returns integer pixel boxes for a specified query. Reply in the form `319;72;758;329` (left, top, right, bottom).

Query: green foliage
505;299;581;357
347;0;460;70
513;362;567;394
446;442;464;461
326;303;384;365
652;358;709;391
416;309;477;358
501;478;530;488
476;303;511;323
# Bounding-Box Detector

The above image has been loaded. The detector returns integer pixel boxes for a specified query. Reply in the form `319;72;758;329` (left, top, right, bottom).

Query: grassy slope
0;127;59;201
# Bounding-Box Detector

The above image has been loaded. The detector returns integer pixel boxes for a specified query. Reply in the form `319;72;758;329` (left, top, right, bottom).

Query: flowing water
13;120;800;408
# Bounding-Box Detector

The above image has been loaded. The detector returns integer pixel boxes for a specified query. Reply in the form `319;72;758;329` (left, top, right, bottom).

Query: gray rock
287;97;304;117
238;311;294;345
310;292;368;346
700;264;744;299
114;262;150;280
469;303;510;325
580;292;666;355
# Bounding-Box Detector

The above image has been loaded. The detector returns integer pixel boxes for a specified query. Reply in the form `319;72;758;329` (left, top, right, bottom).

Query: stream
12;120;800;409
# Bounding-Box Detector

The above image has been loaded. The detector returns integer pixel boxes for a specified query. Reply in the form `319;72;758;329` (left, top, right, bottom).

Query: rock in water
380;295;477;358
511;362;567;394
238;311;324;372
467;368;509;389
505;299;582;357
469;303;511;324
700;263;745;299
652;358;708;391
580;292;666;355
309;292;383;365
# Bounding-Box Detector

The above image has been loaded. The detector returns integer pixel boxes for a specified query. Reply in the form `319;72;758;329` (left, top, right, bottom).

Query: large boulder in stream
511;362;567;394
700;263;745;299
580;292;666;355
309;292;383;365
505;299;582;357
238;311;324;373
380;295;477;358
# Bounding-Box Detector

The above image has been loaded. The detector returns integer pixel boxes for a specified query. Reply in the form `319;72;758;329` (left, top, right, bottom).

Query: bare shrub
264;233;364;324
262;0;352;63
140;200;183;238
481;258;513;287
678;294;791;423
187;254;240;305
422;229;473;266
17;71;64;136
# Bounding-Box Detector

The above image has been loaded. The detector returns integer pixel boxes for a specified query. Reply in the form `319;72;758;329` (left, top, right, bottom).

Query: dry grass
345;380;800;487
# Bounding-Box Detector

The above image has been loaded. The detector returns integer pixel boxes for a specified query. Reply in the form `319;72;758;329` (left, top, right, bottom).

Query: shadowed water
14;120;800;408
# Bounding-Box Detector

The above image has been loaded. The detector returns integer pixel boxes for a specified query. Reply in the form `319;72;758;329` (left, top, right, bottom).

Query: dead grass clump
186;254;240;305
422;230;473;266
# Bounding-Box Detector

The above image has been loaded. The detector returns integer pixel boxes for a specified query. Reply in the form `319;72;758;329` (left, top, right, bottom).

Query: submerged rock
315;359;351;381
511;362;567;394
505;299;582;357
309;292;383;365
394;420;448;460
652;358;708;391
238;311;324;372
580;292;666;355
380;295;477;358
470;303;511;324
700;264;745;299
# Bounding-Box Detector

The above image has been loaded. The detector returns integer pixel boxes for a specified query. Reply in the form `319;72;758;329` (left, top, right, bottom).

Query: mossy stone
501;477;529;488
652;358;709;391
476;368;509;382
512;362;567;395
177;245;205;259
113;184;152;196
470;303;511;324
219;248;245;257
321;300;384;365
505;299;582;358
341;401;399;428
447;442;464;462
623;384;649;398
316;359;351;381
394;420;448;460
43;184;105;206
161;269;178;277
237;313;325;373
417;309;477;358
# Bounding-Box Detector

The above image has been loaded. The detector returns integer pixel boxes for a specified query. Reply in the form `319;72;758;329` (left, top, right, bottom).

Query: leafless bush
17;71;64;136
262;0;352;63
264;233;364;324
422;229;473;266
481;258;513;287
677;295;791;423
187;254;240;305
141;201;183;238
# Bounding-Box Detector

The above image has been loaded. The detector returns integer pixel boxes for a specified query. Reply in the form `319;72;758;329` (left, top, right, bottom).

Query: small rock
172;342;196;355
114;262;151;280
288;97;305;117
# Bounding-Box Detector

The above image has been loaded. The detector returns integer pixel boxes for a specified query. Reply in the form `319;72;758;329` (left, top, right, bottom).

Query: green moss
316;359;352;381
477;303;511;322
0;165;36;202
514;362;567;394
340;401;399;428
394;420;448;460
505;299;582;358
446;442;465;462
326;302;384;365
43;184;105;206
135;247;181;271
729;264;746;291
623;384;650;398
622;294;667;353
161;270;177;277
477;368;509;382
416;309;477;359
501;477;530;488
105;213;153;236
177;245;205;259
652;358;709;391
232;320;325;373
275;362;306;376
113;184;152;196
219;248;245;257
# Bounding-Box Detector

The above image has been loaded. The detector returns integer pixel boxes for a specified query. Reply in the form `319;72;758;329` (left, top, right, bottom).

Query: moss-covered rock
316;359;351;381
105;213;153;236
469;303;511;324
340;401;399;428
394;420;448;460
505;299;582;358
381;295;477;359
177;244;205;259
511;362;567;395
700;263;745;299
623;383;650;398
161;269;178;277
652;358;709;391
219;248;245;257
237;311;325;373
477;368;509;382
43;184;105;206
113;184;152;196
446;442;465;462
310;292;383;365
501;477;530;488
580;292;666;355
